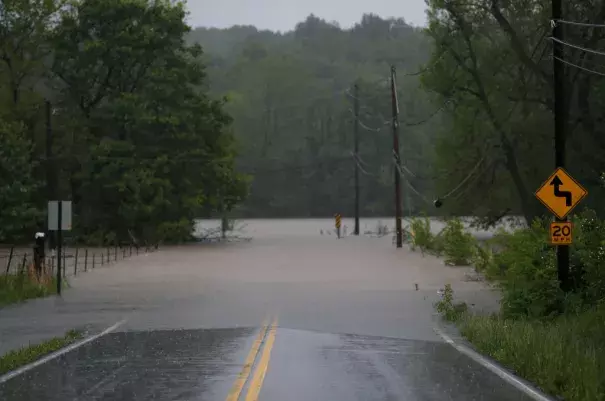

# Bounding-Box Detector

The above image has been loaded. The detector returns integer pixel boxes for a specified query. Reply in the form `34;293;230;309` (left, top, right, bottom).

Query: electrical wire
441;153;486;199
552;19;605;28
359;119;388;132
352;153;378;177
402;98;451;127
402;51;447;77
392;157;432;204
549;36;605;57
553;55;605;77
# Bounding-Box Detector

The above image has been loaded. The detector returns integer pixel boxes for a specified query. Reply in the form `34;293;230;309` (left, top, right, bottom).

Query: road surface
0;221;534;401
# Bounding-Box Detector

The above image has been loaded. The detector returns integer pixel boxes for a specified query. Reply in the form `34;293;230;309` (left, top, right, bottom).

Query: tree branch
489;0;551;83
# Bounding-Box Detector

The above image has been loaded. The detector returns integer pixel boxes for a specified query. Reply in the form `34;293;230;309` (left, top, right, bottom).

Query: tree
422;0;605;225
0;117;41;243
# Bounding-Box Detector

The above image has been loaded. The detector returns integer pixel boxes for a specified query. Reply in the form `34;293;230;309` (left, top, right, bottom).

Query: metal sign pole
57;201;62;295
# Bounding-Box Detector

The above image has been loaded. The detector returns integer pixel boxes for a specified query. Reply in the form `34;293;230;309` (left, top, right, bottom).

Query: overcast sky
185;0;428;32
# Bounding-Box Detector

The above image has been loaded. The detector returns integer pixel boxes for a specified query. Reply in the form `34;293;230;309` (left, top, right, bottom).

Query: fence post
84;249;88;272
5;246;14;275
106;247;109;264
20;253;27;275
74;248;79;276
101;252;104;266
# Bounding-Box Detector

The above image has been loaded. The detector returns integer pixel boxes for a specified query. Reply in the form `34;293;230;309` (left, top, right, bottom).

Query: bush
471;242;496;273
435;283;468;322
441;218;474;266
409;216;436;254
490;219;562;318
570;209;605;306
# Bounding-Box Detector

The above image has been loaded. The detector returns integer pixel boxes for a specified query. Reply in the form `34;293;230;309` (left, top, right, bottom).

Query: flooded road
0;219;533;401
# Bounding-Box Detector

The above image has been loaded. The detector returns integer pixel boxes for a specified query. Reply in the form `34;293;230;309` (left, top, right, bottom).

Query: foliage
435;283;468;322
0;118;42;243
489;219;563;318
471;242;496;274
461;308;605;401
0;0;247;244
422;0;605;225
0;329;83;374
0;274;57;307
189;15;442;217
409;216;436;254
441;218;474;265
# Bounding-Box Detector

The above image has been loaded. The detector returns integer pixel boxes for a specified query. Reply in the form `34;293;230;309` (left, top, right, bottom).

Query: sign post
535;167;587;288
48;201;72;295
334;214;342;239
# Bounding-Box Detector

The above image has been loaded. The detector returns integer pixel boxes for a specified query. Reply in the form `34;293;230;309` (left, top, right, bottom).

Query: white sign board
47;200;72;231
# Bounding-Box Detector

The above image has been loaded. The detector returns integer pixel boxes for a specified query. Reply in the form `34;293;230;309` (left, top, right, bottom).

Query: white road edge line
0;319;127;385
433;326;555;401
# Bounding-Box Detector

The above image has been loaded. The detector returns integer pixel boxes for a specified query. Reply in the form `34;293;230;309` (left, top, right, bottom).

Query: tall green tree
422;0;605;225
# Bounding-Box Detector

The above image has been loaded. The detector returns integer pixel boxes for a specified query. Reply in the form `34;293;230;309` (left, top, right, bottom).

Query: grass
0;329;84;375
0;274;58;307
436;286;605;401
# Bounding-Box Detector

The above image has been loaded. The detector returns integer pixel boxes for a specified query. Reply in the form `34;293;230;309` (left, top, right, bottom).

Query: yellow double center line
225;316;278;401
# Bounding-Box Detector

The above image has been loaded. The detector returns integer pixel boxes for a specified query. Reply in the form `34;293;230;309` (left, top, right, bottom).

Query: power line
402;51;447;77
552;19;605;28
441;153;487;200
402;98;451;127
553;55;605;77
549;36;605;57
392;157;432;204
352;154;377;177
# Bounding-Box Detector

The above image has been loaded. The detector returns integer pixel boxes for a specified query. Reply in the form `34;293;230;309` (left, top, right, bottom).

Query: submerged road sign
535;167;587;220
550;221;573;245
334;214;341;229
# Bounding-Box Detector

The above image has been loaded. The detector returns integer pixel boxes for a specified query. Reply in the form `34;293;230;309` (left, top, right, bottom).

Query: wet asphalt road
0;326;534;401
0;221;529;401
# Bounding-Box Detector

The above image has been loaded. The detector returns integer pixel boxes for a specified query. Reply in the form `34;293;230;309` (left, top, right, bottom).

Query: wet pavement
0;220;522;400
0;325;534;401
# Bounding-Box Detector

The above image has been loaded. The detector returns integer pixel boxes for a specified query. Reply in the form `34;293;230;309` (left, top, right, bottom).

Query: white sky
184;0;428;32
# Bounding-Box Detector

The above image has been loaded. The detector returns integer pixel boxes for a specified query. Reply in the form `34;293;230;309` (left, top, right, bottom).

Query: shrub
471;242;496;273
409;216;434;254
441;218;474;265
435;283;468;322
490;219;563;318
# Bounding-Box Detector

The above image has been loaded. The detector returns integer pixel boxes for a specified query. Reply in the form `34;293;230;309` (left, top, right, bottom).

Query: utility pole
45;100;56;250
353;83;360;235
390;65;403;248
552;0;569;290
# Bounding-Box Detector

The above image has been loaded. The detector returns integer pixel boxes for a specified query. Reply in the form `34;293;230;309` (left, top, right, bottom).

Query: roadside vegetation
420;210;605;401
0;329;83;375
0;274;58;307
0;258;66;307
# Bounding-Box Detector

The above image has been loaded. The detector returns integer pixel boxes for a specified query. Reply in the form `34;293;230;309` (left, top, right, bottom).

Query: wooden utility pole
390;66;403;248
353;83;360;235
552;0;569;290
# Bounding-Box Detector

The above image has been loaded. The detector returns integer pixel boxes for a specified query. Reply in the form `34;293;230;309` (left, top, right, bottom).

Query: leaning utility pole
552;0;569;290
353;83;360;235
390;66;403;248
